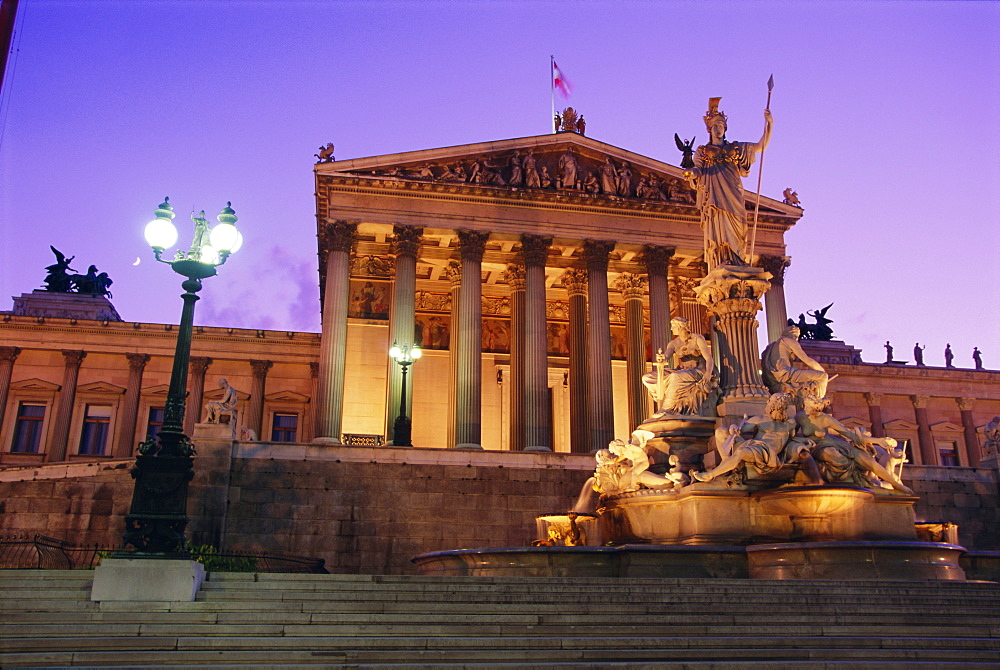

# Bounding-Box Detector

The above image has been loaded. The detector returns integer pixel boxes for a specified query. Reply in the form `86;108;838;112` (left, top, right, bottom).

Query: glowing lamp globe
144;216;178;251
389;344;402;360
411;346;422;359
199;245;221;266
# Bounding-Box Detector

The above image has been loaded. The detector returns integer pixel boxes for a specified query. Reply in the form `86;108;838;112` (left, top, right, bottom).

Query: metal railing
0;534;327;573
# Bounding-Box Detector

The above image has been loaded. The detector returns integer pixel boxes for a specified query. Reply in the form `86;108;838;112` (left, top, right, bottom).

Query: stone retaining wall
1;442;997;574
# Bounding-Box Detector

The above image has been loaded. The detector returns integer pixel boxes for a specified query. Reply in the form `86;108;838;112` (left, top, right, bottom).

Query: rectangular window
145;407;165;442
79;405;112;456
938;441;959;467
11;403;46;453
271;413;298;443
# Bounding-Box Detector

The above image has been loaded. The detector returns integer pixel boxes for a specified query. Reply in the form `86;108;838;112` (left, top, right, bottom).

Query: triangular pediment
884;419;919;432
77;381;126;395
141;384;171;396
204;388;251;402
265;390;310;403
317;132;798;215
930;421;963;433
10;378;61;392
840;416;872;431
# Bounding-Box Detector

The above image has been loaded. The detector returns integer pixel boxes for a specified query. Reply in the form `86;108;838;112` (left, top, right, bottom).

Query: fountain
412;94;966;581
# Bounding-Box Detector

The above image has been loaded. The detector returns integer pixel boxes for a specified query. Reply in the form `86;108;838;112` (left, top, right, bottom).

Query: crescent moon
132;257;141;266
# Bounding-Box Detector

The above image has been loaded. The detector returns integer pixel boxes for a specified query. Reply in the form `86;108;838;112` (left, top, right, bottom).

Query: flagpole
550;55;555;133
748;74;774;262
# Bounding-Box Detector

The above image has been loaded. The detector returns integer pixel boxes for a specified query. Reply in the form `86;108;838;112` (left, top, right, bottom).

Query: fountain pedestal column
695;264;771;419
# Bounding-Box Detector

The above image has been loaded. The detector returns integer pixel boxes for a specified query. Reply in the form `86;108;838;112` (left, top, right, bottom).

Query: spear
748;74;774;262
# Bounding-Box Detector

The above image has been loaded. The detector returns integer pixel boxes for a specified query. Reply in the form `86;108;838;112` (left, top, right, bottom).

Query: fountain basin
754;486;874;541
747;541;967;581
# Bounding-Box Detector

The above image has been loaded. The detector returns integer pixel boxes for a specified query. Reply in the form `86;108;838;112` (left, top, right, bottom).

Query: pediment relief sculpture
348;148;696;205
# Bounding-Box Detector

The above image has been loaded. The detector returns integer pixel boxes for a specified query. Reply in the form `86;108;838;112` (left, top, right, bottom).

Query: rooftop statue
761;324;832;400
641;316;715;416
41;246;114;298
782;187;801;207
683;97;772;268
42;246;76;292
314;143;335;163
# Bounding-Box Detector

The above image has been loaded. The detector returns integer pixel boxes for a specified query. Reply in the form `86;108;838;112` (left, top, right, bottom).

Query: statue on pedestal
683;97;772;268
761;324;831;400
984;417;1000;458
205;378;238;423
641;317;715;416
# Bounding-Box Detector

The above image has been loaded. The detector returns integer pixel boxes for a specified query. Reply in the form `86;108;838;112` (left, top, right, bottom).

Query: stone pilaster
503;264;526;451
48;350;86;462
185;357;212;434
758;255;791;343
957;397;981;467
521;234;552;451
305;362;319;443
445;261;461;448
386;224;422;443
563;268;589;453
695;265;770;418
315;219;357;442
582;240;616;452
247;360;272;439
910;394;935;466
0;346;21;436
863;392;885;438
454;230;489;448
642;245;674;357
114;353;150;458
615;273;647;431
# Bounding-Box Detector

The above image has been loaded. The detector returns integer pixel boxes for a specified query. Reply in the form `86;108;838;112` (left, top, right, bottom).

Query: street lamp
115;197;242;558
389;341;421;447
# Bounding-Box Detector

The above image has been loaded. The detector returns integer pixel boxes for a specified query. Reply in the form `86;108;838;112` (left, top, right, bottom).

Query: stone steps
2;570;999;667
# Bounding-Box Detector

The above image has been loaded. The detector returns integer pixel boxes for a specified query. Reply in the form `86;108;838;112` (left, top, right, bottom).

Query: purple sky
1;1;997;368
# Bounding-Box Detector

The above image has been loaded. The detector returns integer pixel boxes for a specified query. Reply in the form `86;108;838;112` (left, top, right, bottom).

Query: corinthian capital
391;224;423;257
614;273;647;300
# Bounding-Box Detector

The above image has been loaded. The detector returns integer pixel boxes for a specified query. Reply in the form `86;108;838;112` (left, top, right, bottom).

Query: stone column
247;360;272;439
0;346;21;434
503;264;526;451
113;353;150;458
562;269;589;453
185;356;212;434
864;392;886;438
616;273;648;431
583;240;616;452
521;234;552;450
315;220;357;443
696;266;770;418
758;255;791;343
454;230;489;448
911;394;935;466
386;225;423;443
957;397;982;467
48;350;86;462
642;245;674;356
305;362;319;443
445;261;461;447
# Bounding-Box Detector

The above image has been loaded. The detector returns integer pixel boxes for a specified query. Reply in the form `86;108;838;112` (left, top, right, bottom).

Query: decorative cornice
520;234;552;267
391;224;423;257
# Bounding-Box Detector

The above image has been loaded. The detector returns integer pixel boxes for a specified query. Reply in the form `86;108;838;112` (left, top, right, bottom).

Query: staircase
2;569;1000;667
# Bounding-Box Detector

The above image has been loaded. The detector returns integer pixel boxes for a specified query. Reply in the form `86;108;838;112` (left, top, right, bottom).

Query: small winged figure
674;134;696;169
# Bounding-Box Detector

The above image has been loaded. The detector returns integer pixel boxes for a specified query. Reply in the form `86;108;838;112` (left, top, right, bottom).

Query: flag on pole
552;60;571;98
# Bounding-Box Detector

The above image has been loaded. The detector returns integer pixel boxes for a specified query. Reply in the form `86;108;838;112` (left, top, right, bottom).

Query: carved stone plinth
695;264;770;417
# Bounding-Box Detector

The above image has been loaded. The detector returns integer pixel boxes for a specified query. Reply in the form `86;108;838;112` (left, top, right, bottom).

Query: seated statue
642;317;715;415
761;324;831;400
693;393;822;485
796;395;913;494
205;377;238;423
984;416;1000;458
